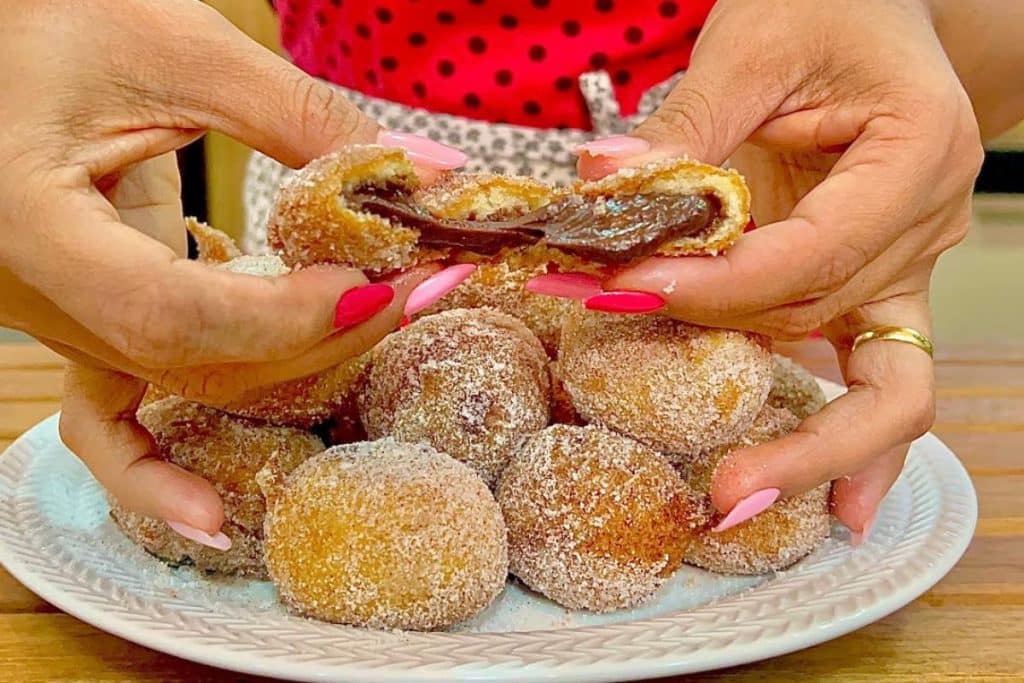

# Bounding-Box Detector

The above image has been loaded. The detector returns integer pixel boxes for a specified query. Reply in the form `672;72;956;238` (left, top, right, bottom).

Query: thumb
151;2;466;169
577;44;776;179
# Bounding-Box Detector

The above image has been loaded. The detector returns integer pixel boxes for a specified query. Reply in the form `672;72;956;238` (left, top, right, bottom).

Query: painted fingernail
526;272;604;300
378;131;469;169
334;283;395;329
166;521;232;551
850;515;875;547
574;135;651;158
584;291;665;314
399;315;411;328
404;264;476;316
712;488;781;533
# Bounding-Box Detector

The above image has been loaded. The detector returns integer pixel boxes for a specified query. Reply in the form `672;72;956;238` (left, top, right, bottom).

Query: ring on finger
852;326;934;358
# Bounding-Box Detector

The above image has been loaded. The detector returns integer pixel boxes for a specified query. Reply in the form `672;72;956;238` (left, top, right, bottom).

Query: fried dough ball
359;308;550;487
767;353;828;420
267;146;431;275
260;439;508;630
109;397;323;577
558;306;773;455
678;405;831;575
497;424;697;613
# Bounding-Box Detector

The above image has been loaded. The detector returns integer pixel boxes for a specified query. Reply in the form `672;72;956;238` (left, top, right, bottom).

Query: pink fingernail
378;131;469;169
575;135;651;158
712;488;781;533
166;521;232;551
526;272;604;300
404;264;476;316
334;283;395;329
584;291;665;314
850;515;875;547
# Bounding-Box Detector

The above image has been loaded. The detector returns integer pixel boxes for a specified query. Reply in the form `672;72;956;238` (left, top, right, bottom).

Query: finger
154;265;437;403
59;364;226;539
576;11;783;179
103;152;187;257
124;2;466;171
710;295;934;514
831;443;909;539
12;192;389;368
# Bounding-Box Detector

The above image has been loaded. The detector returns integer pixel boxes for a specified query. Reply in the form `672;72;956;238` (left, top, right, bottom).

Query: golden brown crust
109;398;323;577
498;424;698;612
559;306;773;456
262;439;508;630
359;308;550;487
267;147;749;278
267;146;427;274
678;405;830;575
578;157;750;256
186;217;242;264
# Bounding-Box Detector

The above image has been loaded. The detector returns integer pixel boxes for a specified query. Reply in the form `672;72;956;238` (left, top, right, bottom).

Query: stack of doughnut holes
110;149;831;632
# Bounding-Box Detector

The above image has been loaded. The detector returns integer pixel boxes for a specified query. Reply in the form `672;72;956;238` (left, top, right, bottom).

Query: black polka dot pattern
275;0;709;131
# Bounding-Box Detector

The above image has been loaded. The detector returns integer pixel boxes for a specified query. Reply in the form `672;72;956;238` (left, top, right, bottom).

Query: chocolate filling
352;186;720;264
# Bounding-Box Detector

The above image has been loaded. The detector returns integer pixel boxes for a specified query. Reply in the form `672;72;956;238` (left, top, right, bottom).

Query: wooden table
1;340;1022;682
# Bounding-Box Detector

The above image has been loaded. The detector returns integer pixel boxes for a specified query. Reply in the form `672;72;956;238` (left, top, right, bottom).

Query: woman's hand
0;0;466;398
543;0;983;537
0;0;465;547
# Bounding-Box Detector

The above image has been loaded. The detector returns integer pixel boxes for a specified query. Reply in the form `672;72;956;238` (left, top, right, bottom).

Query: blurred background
3;0;1023;346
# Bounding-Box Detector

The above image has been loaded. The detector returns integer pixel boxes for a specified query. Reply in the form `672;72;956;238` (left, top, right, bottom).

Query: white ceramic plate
0;381;976;682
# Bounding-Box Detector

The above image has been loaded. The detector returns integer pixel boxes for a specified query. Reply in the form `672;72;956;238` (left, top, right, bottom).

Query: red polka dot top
274;0;715;130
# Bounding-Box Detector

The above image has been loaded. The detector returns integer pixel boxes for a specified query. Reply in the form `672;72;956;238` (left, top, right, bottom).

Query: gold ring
852;326;934;358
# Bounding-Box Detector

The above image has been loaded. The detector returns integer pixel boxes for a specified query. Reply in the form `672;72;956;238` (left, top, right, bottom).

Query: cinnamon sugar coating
767;353;827;420
678;405;831;575
558;307;772;455
359;308;550;487
498;424;698;612
261;439;508;630
110;397;323;577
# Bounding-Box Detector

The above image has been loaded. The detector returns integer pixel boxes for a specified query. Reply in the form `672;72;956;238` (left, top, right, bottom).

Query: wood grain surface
0;340;1021;682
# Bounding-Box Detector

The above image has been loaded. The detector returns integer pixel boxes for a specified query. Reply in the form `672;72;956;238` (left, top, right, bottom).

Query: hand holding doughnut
0;0;465;388
533;0;975;535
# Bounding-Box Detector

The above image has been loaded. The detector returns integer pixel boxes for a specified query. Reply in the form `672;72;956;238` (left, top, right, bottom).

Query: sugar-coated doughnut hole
678;405;831;575
497;424;698;613
110;397;323;577
767;353;827;420
359;308;550;487
558;306;773;455
261;439;508;630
